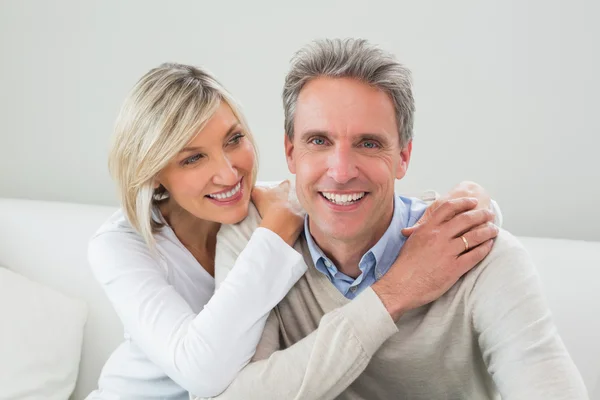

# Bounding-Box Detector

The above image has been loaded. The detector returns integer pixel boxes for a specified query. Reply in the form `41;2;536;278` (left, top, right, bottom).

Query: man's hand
402;181;493;237
373;197;498;321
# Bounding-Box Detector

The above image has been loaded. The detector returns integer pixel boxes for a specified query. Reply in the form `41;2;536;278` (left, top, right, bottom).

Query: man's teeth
321;192;365;205
208;181;241;200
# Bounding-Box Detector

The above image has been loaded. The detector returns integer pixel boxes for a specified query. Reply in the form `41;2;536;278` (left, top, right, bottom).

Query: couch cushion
519;236;600;395
0;267;87;399
0;198;123;399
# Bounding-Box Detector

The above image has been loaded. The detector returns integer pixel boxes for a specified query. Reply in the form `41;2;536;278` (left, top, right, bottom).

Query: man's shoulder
218;180;284;243
393;194;428;229
481;229;530;267
462;229;535;292
218;202;262;246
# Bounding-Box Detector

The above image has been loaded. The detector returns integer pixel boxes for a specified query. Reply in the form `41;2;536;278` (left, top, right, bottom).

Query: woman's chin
214;202;250;225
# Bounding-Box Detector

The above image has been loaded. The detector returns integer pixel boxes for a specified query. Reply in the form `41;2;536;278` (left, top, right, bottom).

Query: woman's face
156;102;256;224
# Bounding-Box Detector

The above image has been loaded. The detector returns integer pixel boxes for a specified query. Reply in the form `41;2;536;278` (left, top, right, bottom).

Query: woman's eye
311;137;326;146
228;133;245;145
182;153;204;166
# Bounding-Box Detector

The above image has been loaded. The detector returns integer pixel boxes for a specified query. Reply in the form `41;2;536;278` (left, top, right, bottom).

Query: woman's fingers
453;222;499;255
446;208;495;238
430;197;479;225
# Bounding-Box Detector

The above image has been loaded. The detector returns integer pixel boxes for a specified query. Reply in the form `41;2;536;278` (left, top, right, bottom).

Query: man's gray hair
283;38;415;147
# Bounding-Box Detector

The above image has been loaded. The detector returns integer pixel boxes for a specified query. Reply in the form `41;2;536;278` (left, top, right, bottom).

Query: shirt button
375;270;383;279
324;260;332;268
350;286;357;293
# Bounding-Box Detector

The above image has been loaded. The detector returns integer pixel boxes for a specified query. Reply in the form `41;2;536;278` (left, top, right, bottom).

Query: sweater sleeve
192;288;398;400
88;220;306;397
468;231;588;399
197;203;398;400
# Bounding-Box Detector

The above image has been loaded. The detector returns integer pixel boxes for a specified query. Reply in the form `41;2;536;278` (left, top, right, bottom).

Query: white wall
0;0;598;241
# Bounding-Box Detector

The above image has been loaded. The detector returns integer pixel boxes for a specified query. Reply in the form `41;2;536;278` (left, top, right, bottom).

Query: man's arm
469;231;588;399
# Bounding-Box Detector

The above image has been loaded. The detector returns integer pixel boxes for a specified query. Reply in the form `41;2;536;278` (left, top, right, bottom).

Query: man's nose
326;145;358;184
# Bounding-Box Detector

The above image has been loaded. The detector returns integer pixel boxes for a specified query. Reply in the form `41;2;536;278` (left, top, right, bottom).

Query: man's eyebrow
299;130;393;146
298;130;331;142
358;133;392;146
179;123;240;153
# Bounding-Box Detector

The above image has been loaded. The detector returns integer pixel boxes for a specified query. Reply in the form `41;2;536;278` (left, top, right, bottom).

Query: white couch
0;197;598;399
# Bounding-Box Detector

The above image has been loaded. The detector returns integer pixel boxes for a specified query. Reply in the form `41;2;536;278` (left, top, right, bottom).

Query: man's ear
284;134;296;174
395;140;413;180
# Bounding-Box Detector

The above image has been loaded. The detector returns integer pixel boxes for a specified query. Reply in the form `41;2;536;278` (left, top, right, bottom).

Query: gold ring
461;235;469;252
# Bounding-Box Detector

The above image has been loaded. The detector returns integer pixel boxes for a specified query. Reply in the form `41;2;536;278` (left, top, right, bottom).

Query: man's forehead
294;77;398;141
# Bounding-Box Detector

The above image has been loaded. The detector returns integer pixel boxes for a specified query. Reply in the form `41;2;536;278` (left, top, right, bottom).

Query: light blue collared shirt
304;195;428;299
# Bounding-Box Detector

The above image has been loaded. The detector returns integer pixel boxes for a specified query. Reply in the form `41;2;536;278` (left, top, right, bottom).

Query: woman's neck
159;200;221;276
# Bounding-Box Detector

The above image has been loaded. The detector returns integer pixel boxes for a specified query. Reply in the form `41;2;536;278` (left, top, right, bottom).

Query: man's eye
311;138;326;145
182;153;204;166
362;141;379;149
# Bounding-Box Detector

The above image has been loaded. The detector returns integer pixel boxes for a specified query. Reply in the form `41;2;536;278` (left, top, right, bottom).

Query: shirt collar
304;195;409;274
304;215;336;274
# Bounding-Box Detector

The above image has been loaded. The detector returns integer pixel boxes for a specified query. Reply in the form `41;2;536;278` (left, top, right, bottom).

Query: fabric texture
202;199;588;400
0;267;87;400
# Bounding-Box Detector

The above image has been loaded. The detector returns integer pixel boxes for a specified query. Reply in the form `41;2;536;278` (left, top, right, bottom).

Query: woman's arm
89;222;306;397
201;273;398;400
204;202;399;400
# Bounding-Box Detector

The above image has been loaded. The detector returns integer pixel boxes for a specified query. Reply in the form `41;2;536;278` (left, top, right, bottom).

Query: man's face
285;77;412;245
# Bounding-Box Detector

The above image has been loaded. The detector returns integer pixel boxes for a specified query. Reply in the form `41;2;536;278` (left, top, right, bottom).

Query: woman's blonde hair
108;63;258;248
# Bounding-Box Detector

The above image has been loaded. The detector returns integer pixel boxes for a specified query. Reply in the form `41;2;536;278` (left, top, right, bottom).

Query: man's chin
314;220;364;242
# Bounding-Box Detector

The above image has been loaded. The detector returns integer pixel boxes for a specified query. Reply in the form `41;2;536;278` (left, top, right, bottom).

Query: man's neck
309;207;394;279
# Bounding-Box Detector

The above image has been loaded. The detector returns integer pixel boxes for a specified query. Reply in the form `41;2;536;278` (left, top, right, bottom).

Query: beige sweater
197;204;587;400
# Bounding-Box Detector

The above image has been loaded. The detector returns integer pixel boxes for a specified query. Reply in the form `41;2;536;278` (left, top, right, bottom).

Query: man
201;39;587;399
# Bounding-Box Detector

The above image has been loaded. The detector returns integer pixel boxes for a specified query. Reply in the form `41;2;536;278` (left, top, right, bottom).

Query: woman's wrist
259;214;300;246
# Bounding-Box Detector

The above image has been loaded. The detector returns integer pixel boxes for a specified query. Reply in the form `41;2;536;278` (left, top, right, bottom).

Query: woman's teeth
208;181;241;200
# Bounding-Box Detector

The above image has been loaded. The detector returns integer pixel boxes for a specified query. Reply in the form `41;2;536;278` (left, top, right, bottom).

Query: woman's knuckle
438;201;452;214
458;212;474;226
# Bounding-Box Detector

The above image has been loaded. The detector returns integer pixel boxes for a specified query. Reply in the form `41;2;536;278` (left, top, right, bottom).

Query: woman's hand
252;180;305;246
374;197;499;320
402;181;494;237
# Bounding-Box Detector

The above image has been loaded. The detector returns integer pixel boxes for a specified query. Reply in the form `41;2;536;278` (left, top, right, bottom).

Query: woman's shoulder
88;209;172;270
89;208;145;256
91;207;170;246
93;208;136;235
87;208;185;284
90;209;147;249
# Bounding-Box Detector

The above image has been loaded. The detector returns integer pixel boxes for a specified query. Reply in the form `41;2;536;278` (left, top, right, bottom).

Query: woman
87;63;498;399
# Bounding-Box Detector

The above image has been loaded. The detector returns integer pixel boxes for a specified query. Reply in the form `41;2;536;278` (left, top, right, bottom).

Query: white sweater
86;209;307;399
